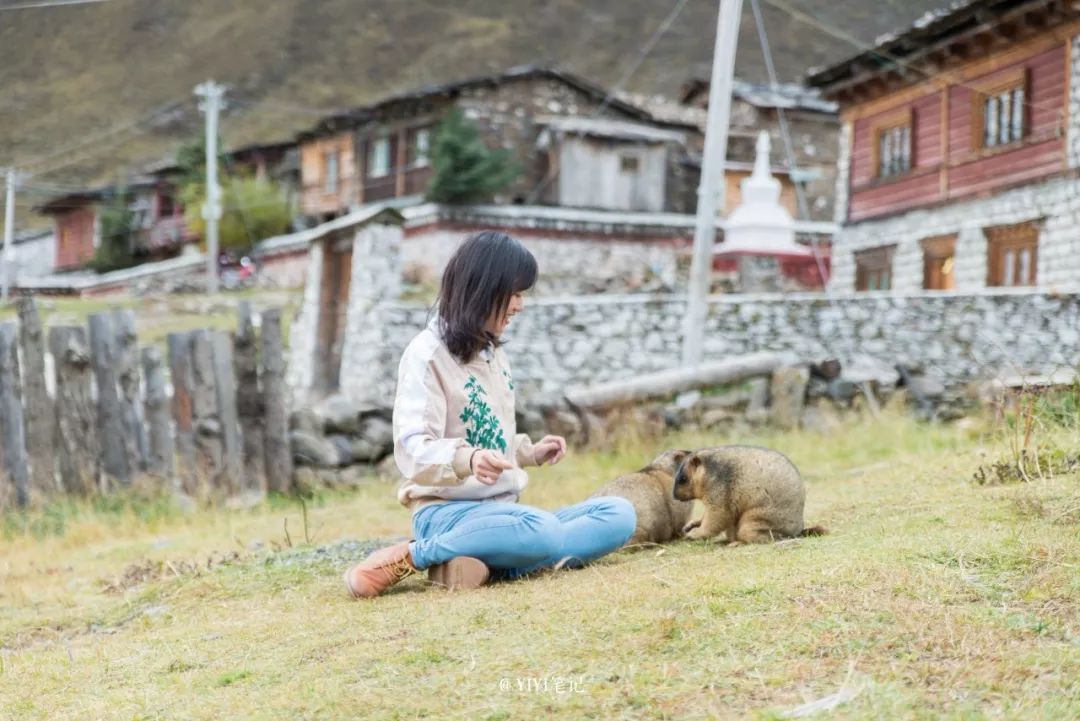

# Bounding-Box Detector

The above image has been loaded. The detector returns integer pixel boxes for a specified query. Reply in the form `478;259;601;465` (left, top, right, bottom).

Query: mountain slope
0;0;945;189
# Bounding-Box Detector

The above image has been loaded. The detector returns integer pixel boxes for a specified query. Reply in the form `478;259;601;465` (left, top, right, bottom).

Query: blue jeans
408;496;636;580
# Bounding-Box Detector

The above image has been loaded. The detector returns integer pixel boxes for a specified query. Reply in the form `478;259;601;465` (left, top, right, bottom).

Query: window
876;124;911;178
986;222;1038;287
409;128;431;168
974;69;1027;150
368;137;390;178
620;155;640;173
854;245;896;291
324;151;339;194
158;192;175;219
921;235;956;290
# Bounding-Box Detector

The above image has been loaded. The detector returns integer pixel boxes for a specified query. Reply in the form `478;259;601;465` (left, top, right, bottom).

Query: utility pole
681;0;743;367
2;168;21;301
195;80;225;294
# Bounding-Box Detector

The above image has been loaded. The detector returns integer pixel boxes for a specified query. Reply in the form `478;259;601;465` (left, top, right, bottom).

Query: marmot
590;449;695;545
673;445;828;544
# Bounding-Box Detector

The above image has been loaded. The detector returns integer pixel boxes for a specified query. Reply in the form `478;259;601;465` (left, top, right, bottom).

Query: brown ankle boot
427;557;490;591
343;541;416;599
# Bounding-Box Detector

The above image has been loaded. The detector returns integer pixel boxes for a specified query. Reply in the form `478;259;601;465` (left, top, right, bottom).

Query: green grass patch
0;411;1077;719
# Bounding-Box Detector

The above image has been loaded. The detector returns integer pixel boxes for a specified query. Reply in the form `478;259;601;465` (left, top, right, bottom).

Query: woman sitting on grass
344;231;636;598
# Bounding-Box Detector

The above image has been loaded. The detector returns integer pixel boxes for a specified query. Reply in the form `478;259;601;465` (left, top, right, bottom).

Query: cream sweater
393;317;538;512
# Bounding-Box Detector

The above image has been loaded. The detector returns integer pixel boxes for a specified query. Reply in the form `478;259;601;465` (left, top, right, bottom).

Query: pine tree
88;186;138;273
426;108;520;204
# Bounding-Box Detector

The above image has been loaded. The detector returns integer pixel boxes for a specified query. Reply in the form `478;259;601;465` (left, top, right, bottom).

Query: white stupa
715;131;812;260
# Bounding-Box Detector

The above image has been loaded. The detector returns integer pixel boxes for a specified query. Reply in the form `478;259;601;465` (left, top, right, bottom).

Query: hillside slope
0;0;944;188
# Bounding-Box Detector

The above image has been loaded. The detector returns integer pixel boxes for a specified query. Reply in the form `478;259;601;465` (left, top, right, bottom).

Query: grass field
1;409;1078;720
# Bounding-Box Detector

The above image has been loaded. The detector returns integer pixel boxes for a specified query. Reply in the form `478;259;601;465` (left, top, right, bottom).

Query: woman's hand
471;449;513;485
533;435;567;466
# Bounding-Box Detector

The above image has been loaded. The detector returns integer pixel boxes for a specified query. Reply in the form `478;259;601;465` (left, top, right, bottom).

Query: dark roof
805;0;1069;97
297;65;677;140
678;78;837;114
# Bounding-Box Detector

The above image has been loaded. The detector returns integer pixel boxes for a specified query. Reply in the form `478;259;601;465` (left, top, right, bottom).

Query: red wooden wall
55;206;96;271
846;43;1067;223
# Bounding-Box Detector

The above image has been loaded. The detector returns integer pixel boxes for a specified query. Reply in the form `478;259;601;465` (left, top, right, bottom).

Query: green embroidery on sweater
502;369;514;391
459;375;507;452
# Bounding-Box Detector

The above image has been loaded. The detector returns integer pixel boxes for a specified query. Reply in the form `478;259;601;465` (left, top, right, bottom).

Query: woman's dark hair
437;231;537;363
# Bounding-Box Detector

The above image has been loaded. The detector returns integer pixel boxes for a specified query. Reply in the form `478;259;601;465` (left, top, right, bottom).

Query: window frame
324;150;339;194
985;221;1038;287
854;245;896;292
870;107;914;181
971;67;1028;152
409;127;431;169
620;154;641;173
921;234;957;291
368;136;391;179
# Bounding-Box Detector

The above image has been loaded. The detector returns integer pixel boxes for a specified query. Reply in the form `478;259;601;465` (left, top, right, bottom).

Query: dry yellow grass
1;411;1078;720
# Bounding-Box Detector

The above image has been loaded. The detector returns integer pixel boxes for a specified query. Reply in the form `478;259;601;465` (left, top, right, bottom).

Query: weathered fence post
189;329;223;492
88;313;130;487
113;309;148;473
0;322;29;508
167;332;197;496
141;346;174;483
235;302;266;496
261;308;291;493
16;297;54;498
49;326;98;495
211;330;242;495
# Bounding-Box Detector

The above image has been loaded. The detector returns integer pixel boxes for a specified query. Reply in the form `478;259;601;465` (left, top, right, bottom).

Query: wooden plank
88;313;130;486
0;322;29;508
211;330;242;495
261;308;292;494
112;309;148;474
141;346;175;483
49;326;99;496
16;297;54;498
234;302;266;496
167;332;197;496
189;329;223;493
564;353;785;409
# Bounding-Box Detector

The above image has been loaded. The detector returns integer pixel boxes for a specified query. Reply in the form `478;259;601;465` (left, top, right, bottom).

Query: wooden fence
0;298;292;510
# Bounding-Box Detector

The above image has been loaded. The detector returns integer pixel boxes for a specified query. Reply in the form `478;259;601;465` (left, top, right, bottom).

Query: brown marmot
673;445;828;544
590;449;695;545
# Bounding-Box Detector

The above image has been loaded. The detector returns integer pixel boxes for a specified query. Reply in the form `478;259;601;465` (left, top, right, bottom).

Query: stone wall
366;289;1080;404
402;227;684;295
833;122;851;225
828;172;1080;292
1068;34;1080;168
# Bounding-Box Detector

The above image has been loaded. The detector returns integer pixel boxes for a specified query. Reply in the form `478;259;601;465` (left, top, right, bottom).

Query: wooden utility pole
681;0;743;366
2;169;21;301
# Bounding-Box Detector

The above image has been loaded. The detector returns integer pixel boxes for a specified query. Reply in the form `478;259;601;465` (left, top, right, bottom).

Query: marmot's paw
684;526;710;541
681;519;702;536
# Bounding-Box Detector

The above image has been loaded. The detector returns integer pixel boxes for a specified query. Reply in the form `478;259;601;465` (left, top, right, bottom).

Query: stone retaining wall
369;288;1080;403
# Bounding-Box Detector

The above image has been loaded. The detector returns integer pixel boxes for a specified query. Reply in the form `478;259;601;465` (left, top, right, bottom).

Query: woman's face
485;292;525;336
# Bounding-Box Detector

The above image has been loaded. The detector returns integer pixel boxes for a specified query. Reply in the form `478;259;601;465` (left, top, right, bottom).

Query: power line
0;0;111;10
527;0;692;203
14;98;186;176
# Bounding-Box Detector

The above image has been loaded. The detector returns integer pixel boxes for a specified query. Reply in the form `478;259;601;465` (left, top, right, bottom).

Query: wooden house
295;66;702;221
808;0;1080;292
38;177;190;271
37;140;299;272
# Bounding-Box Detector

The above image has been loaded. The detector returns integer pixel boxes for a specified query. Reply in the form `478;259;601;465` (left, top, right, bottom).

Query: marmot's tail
800;525;829;537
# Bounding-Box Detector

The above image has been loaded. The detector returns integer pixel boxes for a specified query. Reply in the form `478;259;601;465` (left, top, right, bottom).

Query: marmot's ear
686;454;702;474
